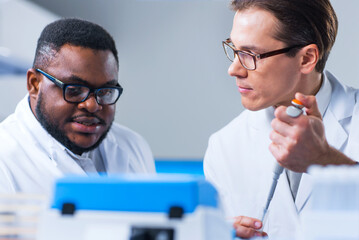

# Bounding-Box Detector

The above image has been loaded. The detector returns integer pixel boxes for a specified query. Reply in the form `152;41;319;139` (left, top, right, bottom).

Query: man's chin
243;104;266;112
69;135;101;149
66;141;99;155
242;99;271;111
65;129;111;155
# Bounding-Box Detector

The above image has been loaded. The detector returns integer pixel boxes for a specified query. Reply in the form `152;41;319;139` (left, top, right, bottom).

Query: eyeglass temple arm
258;45;304;59
36;69;65;89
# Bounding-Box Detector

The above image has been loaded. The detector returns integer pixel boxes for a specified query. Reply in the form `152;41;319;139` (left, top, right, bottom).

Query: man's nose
228;57;248;78
77;94;103;113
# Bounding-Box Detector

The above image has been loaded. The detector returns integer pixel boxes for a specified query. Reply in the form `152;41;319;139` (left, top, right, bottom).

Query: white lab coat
0;95;155;194
204;71;359;239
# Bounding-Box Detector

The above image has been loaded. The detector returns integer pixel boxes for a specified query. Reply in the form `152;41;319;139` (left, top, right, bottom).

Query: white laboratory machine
300;165;359;240
36;174;232;240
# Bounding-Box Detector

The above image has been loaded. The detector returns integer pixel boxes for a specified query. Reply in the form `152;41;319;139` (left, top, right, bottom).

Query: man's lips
72;116;102;125
69;115;105;133
236;79;253;93
238;86;253;93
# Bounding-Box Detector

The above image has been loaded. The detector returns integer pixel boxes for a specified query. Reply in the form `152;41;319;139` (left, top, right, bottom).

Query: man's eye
240;50;254;55
98;88;114;97
66;86;84;96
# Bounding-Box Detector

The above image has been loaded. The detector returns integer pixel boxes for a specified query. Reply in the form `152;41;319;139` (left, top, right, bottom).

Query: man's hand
233;216;268;239
269;93;330;172
269;92;356;172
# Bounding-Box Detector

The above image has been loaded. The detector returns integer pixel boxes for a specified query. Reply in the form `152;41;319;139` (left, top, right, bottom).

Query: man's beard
35;92;112;155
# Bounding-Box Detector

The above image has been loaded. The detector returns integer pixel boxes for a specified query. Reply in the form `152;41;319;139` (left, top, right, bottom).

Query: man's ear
299;44;319;74
27;68;41;101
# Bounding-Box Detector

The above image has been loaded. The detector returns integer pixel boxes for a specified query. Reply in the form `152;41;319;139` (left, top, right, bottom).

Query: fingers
269;93;325;172
234;216;262;229
269;142;281;161
275;93;322;123
274;105;301;126
234;226;268;239
269;129;291;150
295;92;322;119
233;216;267;239
271;114;296;137
271;111;307;143
269;142;288;167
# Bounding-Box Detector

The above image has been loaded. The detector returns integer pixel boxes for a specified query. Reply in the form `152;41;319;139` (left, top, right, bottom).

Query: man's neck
300;71;323;96
273;72;323;109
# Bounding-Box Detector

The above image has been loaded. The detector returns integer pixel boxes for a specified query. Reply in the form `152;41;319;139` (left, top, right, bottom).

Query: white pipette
260;163;284;224
260;99;304;226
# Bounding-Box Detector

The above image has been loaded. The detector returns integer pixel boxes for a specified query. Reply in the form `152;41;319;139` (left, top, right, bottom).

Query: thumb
295;92;322;120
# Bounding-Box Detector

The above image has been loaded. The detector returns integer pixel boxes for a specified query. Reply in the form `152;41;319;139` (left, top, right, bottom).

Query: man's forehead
56;44;115;59
47;45;118;72
230;8;281;51
40;48;118;87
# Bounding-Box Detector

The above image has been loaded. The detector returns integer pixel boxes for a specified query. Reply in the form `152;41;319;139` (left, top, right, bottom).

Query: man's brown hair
231;0;338;73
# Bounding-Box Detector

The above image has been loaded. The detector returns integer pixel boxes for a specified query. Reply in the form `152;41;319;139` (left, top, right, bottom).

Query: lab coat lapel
295;173;312;212
49;145;87;175
323;109;348;151
100;131;130;173
296;110;348;212
273;170;300;232
18;95;86;175
322;70;353;151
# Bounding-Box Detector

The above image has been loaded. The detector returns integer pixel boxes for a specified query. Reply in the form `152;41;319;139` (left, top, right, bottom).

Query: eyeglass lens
64;85;120;105
223;44;236;61
96;88;121;105
223;44;256;70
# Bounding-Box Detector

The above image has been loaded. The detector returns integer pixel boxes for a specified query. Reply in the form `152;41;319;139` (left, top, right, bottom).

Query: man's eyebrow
106;80;118;85
228;38;265;53
64;75;118;86
240;45;264;53
236;44;265;53
64;75;87;84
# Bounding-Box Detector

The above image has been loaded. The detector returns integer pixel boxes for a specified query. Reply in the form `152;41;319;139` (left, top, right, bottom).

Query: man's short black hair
33;18;118;69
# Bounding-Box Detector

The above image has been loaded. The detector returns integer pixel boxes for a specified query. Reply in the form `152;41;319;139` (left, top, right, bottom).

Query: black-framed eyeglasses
222;38;306;70
36;68;123;105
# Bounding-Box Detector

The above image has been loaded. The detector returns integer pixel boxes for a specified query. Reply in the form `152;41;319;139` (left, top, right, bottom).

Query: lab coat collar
19;95;131;174
247;107;275;132
314;70;352;151
324;70;355;121
296;70;352;213
295;72;331;213
16;95;92;175
17;95;54;154
315;71;332;117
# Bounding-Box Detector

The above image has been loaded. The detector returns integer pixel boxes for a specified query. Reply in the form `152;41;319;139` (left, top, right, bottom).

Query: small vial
286;99;304;118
